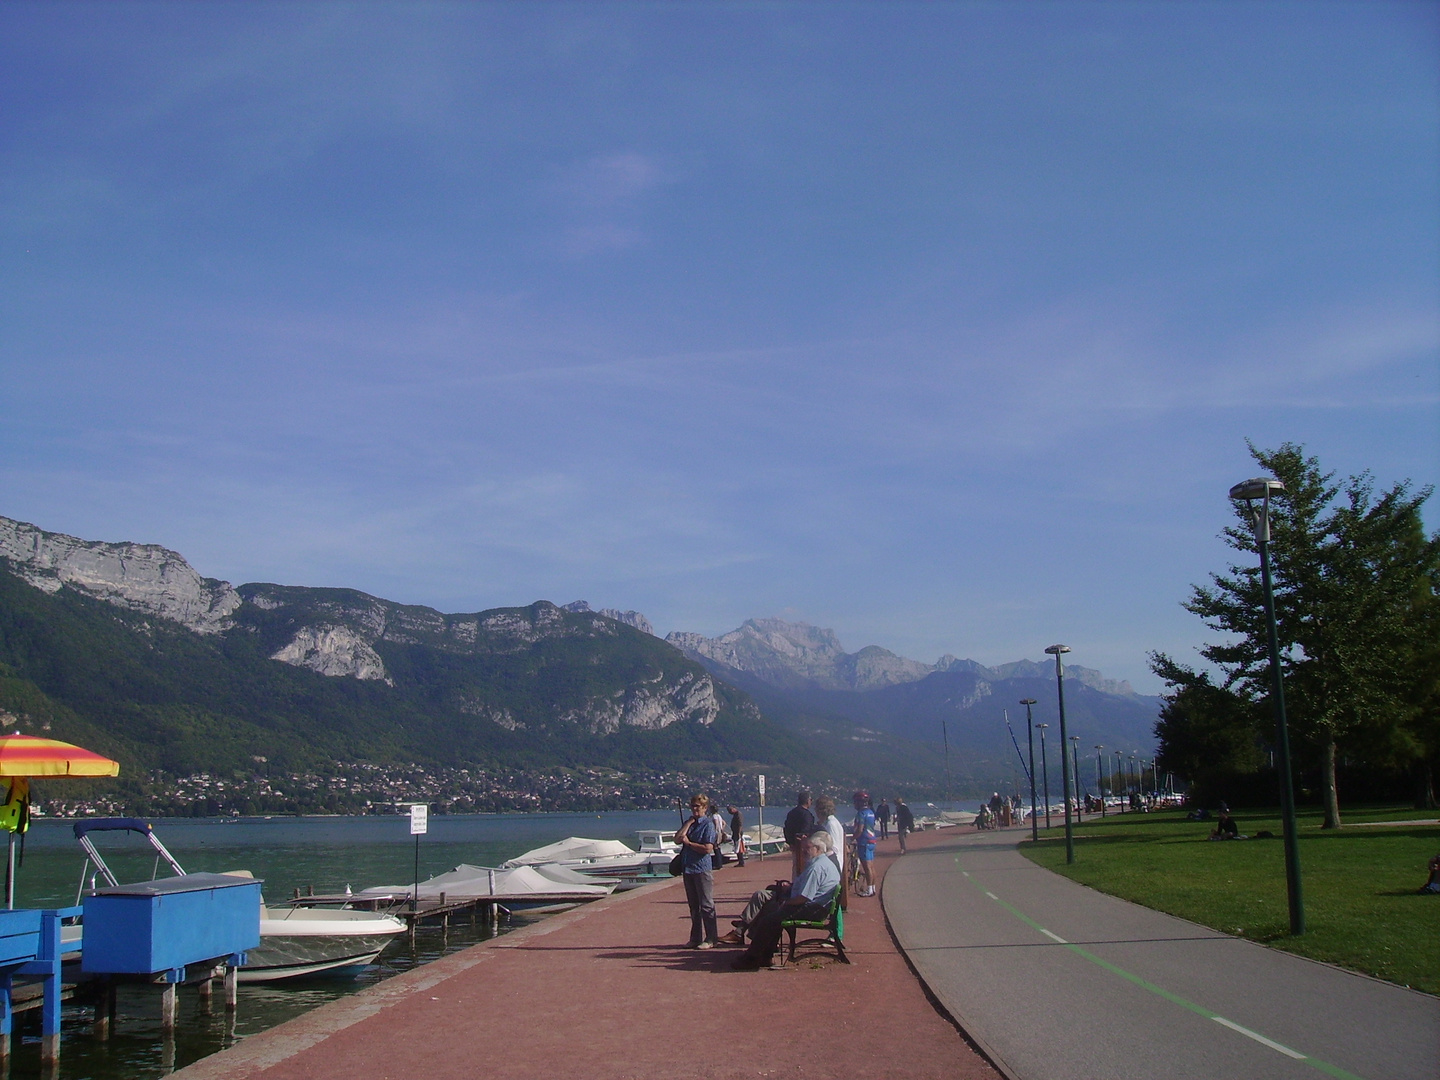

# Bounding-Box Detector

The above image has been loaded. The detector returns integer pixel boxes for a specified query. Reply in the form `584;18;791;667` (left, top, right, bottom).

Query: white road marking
1040;928;1067;944
1212;1017;1307;1060
984;891;998;900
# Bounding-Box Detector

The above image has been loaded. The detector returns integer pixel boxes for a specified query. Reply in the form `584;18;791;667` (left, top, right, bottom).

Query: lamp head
1044;644;1071;656
1036;723;1049;729
1020;698;1037;706
1229;477;1284;503
1230;477;1284;543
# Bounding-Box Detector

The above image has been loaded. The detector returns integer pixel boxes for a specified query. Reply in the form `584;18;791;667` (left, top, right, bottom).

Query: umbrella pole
6;831;14;909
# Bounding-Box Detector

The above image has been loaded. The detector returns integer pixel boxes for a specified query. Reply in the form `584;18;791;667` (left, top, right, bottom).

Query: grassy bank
1019;805;1440;995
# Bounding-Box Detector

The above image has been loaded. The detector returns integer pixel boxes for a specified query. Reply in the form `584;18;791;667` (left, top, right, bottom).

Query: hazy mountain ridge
667;617;1161;786
666;616;1143;698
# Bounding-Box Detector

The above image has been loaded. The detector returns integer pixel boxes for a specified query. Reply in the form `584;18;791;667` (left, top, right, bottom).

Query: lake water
5;809;701;1080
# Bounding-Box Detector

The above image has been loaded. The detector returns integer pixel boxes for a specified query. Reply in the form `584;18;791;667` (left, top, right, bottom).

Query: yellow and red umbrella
0;734;120;779
0;734;120;907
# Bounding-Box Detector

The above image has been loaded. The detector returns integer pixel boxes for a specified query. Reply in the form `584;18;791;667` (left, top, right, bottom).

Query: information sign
410;803;429;835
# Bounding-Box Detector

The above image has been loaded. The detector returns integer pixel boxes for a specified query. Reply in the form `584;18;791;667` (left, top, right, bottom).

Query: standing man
852;791;879;897
783;790;817;881
727;804;746;867
876;798;891;840
895;796;914;854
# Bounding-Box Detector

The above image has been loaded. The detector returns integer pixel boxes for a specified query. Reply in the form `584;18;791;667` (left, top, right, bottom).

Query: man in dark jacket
783;790;816;880
728;804;746;866
895;797;915;854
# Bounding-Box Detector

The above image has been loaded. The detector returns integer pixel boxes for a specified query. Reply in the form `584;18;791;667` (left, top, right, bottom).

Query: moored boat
353;862;615;913
73;818;406;982
502;835;672;878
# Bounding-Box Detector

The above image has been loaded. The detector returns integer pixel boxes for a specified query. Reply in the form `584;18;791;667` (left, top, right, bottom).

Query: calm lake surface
6;810;703;1080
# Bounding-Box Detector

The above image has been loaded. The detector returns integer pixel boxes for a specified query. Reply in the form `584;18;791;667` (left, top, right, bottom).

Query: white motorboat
741;823;787;853
502;836;672;878
354;862;615;914
73;819;406;983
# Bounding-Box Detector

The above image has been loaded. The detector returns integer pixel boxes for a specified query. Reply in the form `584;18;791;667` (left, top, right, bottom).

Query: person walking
784;790;817;881
895;796;914;854
727;804;746;867
876;799;891;840
675;794;719;948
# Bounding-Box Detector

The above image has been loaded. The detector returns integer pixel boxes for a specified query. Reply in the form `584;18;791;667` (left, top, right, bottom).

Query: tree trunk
1321;738;1341;829
1416;761;1437;811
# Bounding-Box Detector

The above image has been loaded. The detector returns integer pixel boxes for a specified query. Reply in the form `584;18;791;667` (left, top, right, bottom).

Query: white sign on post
757;774;765;798
410;803;429;835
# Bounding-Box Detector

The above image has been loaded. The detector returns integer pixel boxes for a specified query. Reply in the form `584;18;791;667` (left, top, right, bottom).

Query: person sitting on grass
728;832;840;970
1208;809;1245;840
1421;853;1440;895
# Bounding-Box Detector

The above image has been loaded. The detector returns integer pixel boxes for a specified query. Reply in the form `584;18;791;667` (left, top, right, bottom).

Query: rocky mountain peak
0;514;241;634
561;601;655;636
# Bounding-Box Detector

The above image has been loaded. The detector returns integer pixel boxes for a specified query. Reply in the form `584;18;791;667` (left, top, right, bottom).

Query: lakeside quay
171;827;999;1080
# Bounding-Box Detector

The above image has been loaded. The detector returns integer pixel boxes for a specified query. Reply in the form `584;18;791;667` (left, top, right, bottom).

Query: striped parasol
0;734;120;907
0;734;120;778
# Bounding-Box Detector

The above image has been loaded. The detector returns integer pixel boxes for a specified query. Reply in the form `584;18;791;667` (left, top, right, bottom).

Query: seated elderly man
729;831;840;970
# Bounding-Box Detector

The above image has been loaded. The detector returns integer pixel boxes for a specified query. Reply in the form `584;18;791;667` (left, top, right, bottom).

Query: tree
1168;443;1439;828
1150;654;1266;803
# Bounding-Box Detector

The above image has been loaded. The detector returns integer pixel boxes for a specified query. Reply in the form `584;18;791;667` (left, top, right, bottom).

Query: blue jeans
683;871;717;944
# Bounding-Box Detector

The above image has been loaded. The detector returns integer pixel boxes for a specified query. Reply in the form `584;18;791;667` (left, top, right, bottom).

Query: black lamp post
1095;746;1106;816
1070;737;1082;818
1045;644;1074;864
1230;476;1305;936
1114;750;1123;810
1036;723;1051;829
1022;699;1039;842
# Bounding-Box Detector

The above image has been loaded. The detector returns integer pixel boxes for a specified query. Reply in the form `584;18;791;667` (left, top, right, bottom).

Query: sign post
757;774;765;862
409;803;428;912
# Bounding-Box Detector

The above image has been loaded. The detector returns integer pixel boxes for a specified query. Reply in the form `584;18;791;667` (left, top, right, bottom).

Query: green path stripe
950;852;1366;1080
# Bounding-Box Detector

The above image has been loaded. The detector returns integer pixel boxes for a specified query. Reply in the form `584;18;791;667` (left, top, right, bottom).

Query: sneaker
696;941;715;950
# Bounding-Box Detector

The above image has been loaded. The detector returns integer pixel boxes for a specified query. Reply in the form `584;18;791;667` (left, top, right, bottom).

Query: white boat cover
357;863;613;901
742;824;786;846
502;837;638;866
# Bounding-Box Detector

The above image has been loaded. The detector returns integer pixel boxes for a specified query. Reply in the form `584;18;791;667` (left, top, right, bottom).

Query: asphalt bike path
883;826;1439;1080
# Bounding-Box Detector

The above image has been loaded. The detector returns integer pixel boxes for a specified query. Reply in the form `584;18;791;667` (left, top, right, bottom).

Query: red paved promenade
173;827;999;1080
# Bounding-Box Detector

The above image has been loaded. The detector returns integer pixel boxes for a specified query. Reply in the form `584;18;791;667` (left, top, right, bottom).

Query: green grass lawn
1019;804;1440;995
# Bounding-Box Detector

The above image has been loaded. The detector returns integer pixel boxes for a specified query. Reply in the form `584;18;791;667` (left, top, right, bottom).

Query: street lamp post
1045;644;1074;864
1070;737;1082;818
1095;746;1106;816
1036;724;1051;829
1230;476;1305;936
1022;699;1039;842
1114;750;1123;811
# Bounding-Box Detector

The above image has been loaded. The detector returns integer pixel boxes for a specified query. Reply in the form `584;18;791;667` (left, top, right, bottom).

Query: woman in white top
814;796;848;908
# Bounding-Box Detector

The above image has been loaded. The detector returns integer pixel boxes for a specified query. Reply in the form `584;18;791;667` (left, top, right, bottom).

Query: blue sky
2;2;1436;692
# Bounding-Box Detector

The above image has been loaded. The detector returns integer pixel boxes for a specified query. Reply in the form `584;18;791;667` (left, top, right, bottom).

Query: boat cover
502;837;638;866
356;864;613;901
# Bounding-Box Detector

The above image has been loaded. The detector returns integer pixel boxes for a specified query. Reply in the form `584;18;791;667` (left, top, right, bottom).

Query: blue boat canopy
72;817;153;840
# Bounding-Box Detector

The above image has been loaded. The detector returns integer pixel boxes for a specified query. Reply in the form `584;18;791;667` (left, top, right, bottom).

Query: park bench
779;891;847;966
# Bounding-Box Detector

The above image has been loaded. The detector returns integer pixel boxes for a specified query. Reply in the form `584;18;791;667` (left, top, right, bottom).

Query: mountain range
0;514;1158;800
